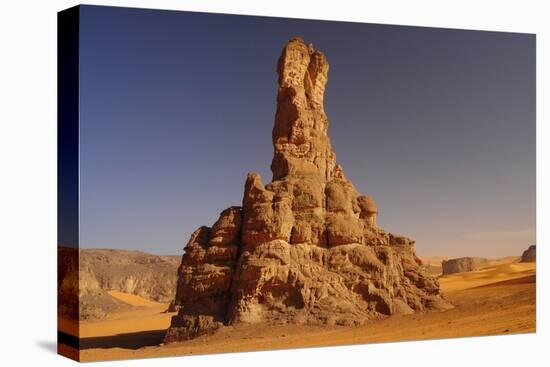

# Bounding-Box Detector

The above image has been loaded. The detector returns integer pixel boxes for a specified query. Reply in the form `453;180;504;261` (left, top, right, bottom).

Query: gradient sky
79;5;535;257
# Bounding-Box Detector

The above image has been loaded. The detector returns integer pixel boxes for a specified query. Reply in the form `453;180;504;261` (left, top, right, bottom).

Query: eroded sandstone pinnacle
164;37;452;342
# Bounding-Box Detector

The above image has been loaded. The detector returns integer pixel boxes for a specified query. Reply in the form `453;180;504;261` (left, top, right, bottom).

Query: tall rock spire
271;38;335;181
164;38;452;343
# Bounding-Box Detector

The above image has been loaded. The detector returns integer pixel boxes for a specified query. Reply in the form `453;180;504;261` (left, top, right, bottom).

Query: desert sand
78;291;170;341
63;259;535;362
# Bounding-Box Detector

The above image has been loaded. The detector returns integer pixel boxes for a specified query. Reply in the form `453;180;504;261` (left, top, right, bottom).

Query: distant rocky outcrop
58;247;179;320
441;257;490;275
165;37;452;343
521;245;536;262
429;256;521;276
79;249;180;303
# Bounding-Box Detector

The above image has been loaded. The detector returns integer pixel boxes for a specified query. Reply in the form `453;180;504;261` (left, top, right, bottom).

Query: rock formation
79;249;180;304
441;257;489;275
165;37;452;342
521;245;536;262
58;248;180;320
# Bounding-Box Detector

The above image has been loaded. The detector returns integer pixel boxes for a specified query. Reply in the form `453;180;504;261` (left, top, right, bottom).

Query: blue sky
78;5;535;257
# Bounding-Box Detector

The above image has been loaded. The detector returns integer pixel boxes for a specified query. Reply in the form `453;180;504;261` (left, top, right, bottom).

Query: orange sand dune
79;293;174;339
107;291;164;308
439;262;535;292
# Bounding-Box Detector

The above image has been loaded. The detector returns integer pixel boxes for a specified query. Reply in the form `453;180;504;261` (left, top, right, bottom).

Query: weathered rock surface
165;37;452;342
58;247;180;320
441;257;489;275
79;249;180;304
521;245;536;262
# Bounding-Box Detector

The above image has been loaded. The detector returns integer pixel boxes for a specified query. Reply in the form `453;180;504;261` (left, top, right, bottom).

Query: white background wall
0;1;547;366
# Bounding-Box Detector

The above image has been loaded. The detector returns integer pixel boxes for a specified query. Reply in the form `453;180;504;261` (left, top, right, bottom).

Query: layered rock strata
165;38;451;342
441;257;489;275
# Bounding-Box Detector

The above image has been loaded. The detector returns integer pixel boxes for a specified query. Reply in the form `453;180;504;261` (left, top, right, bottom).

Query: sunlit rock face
441;257;489;275
164;37;452;343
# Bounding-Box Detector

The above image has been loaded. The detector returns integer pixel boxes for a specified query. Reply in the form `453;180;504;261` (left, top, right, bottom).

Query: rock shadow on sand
79;330;166;350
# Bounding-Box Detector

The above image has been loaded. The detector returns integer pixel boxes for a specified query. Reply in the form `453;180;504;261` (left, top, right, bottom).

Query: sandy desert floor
60;261;536;362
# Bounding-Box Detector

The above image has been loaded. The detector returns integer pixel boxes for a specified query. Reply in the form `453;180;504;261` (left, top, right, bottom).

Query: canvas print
57;5;536;362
